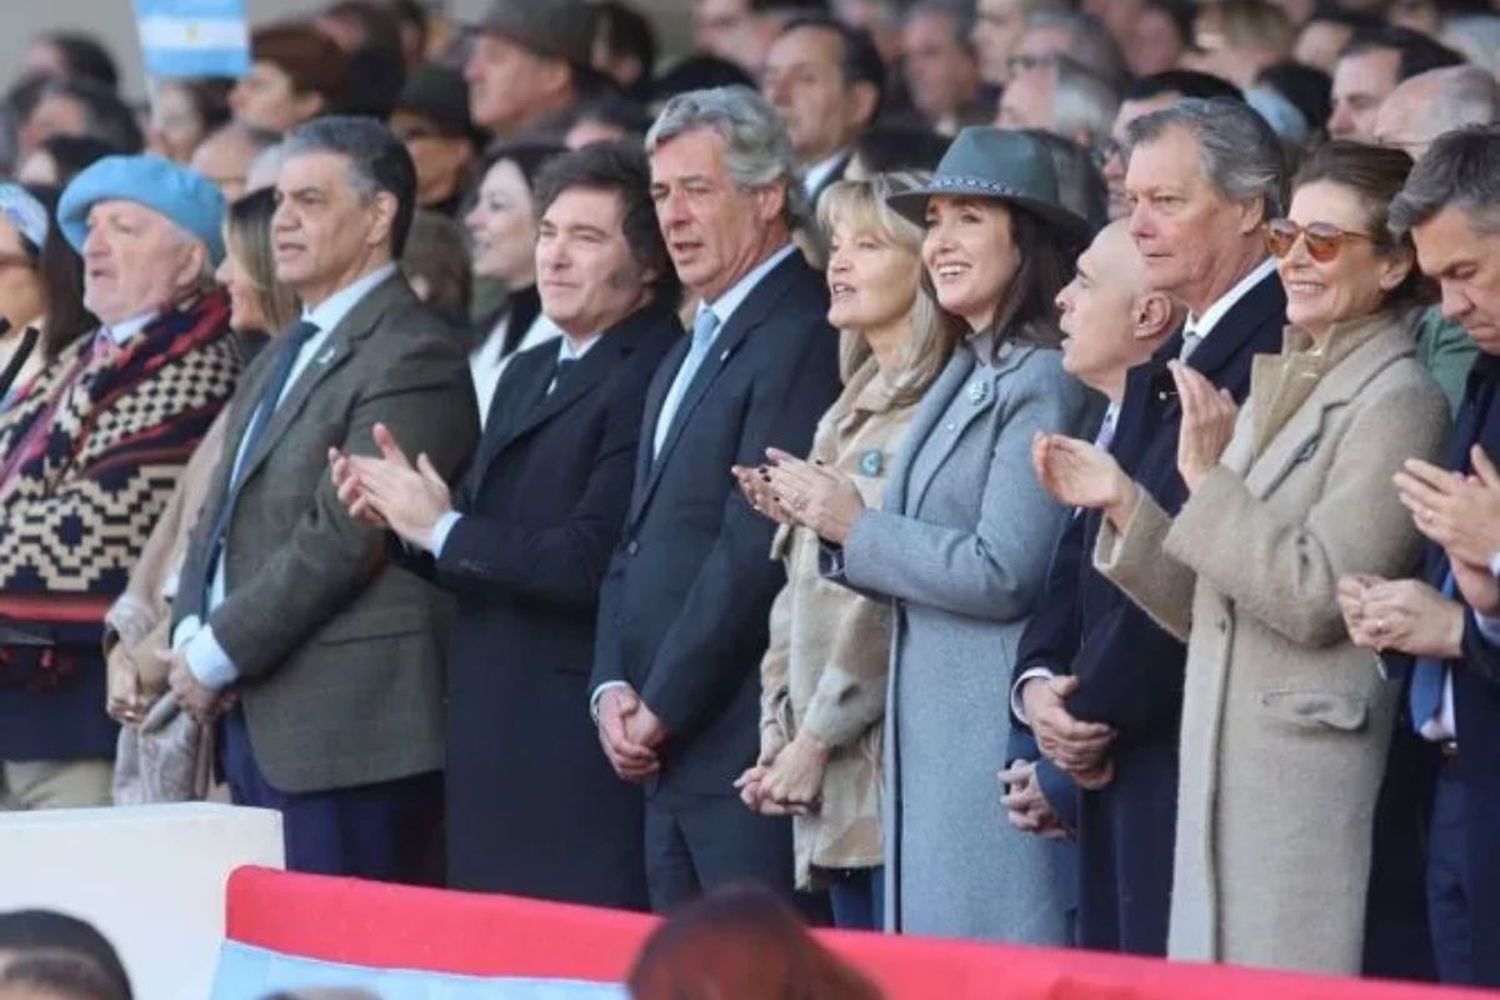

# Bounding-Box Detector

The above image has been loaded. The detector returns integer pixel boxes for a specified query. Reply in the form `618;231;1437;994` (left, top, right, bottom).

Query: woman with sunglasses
1033;141;1451;973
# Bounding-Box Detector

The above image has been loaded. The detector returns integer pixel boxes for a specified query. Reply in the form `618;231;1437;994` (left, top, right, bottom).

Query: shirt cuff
429;510;462;557
171;614;202;652
589;680;632;724
184;624;238;691
1011;667;1056;724
1475;610;1500;648
1489;551;1500;579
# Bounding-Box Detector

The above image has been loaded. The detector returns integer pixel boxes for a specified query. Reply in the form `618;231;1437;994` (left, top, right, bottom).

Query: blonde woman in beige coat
1033;142;1451;973
733;174;955;929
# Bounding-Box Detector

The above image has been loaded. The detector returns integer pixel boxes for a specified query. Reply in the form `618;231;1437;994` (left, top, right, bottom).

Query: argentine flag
134;0;250;79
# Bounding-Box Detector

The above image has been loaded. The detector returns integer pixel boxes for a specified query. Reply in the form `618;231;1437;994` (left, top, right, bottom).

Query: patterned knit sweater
0;292;239;668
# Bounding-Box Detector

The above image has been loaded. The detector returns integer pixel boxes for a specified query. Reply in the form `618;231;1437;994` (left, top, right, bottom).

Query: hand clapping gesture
1031;431;1139;530
731;463;796;527
1396;446;1500;571
328;422;452;549
1171;360;1238;493
1338;574;1465;659
760;448;865;544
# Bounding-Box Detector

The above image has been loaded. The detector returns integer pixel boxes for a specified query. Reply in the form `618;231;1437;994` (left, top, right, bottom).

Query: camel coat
1095;315;1449;974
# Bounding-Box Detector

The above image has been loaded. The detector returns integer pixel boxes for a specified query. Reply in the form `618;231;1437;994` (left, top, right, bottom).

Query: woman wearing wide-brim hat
762;127;1100;941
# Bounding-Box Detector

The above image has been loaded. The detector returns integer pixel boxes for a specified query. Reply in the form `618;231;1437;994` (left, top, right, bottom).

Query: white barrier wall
0;802;284;1000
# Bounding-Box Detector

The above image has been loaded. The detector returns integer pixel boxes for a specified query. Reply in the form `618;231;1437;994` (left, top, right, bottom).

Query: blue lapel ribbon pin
859;449;884;476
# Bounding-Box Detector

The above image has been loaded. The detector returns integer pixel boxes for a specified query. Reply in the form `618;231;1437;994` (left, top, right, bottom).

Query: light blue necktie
653;306;720;457
1409;570;1455;733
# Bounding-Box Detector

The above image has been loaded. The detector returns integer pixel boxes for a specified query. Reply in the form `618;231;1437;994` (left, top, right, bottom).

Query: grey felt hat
477;0;594;67
887;127;1091;243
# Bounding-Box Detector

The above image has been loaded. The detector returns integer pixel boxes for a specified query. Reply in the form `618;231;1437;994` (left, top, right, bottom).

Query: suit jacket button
626;540;640;556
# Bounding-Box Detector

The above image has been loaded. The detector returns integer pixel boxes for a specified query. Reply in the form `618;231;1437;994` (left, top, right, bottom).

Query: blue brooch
968;378;990;404
859;449;885;476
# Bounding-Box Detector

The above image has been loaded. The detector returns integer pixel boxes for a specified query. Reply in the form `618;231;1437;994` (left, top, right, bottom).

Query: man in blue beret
0;154;240;810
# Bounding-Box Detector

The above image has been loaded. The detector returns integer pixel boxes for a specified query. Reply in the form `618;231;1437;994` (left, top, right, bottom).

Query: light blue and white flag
133;0;250;79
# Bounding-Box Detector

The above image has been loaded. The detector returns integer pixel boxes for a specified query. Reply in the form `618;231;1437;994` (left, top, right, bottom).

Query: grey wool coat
828;334;1097;942
1095;316;1450;974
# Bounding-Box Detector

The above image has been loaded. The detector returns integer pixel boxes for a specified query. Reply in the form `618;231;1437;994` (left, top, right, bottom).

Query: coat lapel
235;275;409;489
631;336;687;519
884;347;971;514
631;253;804;523
1242;326;1415;498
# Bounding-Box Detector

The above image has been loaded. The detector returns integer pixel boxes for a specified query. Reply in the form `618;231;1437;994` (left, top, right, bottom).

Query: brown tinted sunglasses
1264;219;1377;263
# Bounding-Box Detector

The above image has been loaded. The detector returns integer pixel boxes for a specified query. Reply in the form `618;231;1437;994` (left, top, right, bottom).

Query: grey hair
281;115;417;255
1125;97;1288;220
646;86;808;230
1046;56;1120;151
1024;8;1127;87
1389;124;1500;239
1428;66;1500;135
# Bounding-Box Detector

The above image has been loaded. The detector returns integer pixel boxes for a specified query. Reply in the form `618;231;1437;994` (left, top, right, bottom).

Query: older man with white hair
0;154;239;810
997;54;1120;152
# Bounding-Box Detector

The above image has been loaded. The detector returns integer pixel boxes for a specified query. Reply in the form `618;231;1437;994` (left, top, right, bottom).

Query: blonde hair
817;172;962;405
1196;0;1294;55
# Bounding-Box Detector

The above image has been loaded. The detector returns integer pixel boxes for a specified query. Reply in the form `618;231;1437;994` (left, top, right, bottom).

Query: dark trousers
220;708;443;884
643;790;795;913
827;866;884;931
1428;763;1476;985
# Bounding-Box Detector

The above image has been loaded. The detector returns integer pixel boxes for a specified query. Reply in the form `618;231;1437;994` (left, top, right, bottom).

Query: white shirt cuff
171;614;201;652
1476;611;1500;648
589;680;632;723
429;510;462;557
184;624;238;691
1489;551;1500;579
1011;667;1057;724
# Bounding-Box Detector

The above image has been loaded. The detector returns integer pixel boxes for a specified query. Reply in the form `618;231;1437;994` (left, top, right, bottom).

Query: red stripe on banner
0;594;113;623
224;868;1495;1000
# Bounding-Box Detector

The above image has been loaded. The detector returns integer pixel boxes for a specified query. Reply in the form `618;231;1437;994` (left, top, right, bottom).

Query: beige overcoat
1095;314;1449;974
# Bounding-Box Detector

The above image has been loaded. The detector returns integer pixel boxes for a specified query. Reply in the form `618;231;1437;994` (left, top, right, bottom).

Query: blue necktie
1409;570;1455;733
198;319;320;602
653;307;720;457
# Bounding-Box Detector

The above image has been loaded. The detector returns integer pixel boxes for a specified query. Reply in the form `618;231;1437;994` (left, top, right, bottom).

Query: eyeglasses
1263;219;1378;263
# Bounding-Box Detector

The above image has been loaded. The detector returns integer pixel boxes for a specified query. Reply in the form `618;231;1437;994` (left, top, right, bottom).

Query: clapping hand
1396;447;1500;570
732;463;796;526
1171;361;1237;493
338;423;452;548
762;448;865;544
1032;432;1139;529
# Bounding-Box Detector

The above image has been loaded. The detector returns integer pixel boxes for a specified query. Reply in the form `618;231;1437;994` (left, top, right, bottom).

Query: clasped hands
735;725;829;816
328;422;452;546
1001;675;1115;839
596;685;666;782
732;448;864;544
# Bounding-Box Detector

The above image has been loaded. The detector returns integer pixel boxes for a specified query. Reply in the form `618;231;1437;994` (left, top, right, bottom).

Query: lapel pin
316;346;337;364
720;348;731;362
967;379;990;404
859;449;884;476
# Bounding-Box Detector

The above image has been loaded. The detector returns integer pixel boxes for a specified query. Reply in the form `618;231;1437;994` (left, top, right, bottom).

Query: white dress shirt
803;152;849;203
101;312;155;347
177;263;399;689
470;308;562;428
1181;257;1277;355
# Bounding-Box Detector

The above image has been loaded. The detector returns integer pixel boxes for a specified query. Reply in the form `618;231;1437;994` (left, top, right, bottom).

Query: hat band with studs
923;175;1029;199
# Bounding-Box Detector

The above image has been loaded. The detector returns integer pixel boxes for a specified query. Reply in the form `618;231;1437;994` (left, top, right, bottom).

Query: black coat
1371;353;1500;985
591;251;841;800
426;300;679;907
1009;269;1287;954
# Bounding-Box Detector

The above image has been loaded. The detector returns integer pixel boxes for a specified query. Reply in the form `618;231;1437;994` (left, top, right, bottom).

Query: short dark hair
595;1;658;92
649;55;756;105
41;33;119;91
777;16;887;121
322;0;404;55
1295;140;1432;307
1142;0;1196;49
1125;70;1244;104
854;125;951;174
283;116;418;257
531;140;681;309
34;134;114;186
1303;4;1383;33
1257;60;1332;130
1390;124;1500;239
478;141;568;197
0;911;131;1000
565;96;653;143
37;79;143;153
1342;26;1464;82
166;76;235;137
0;953;129;1000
